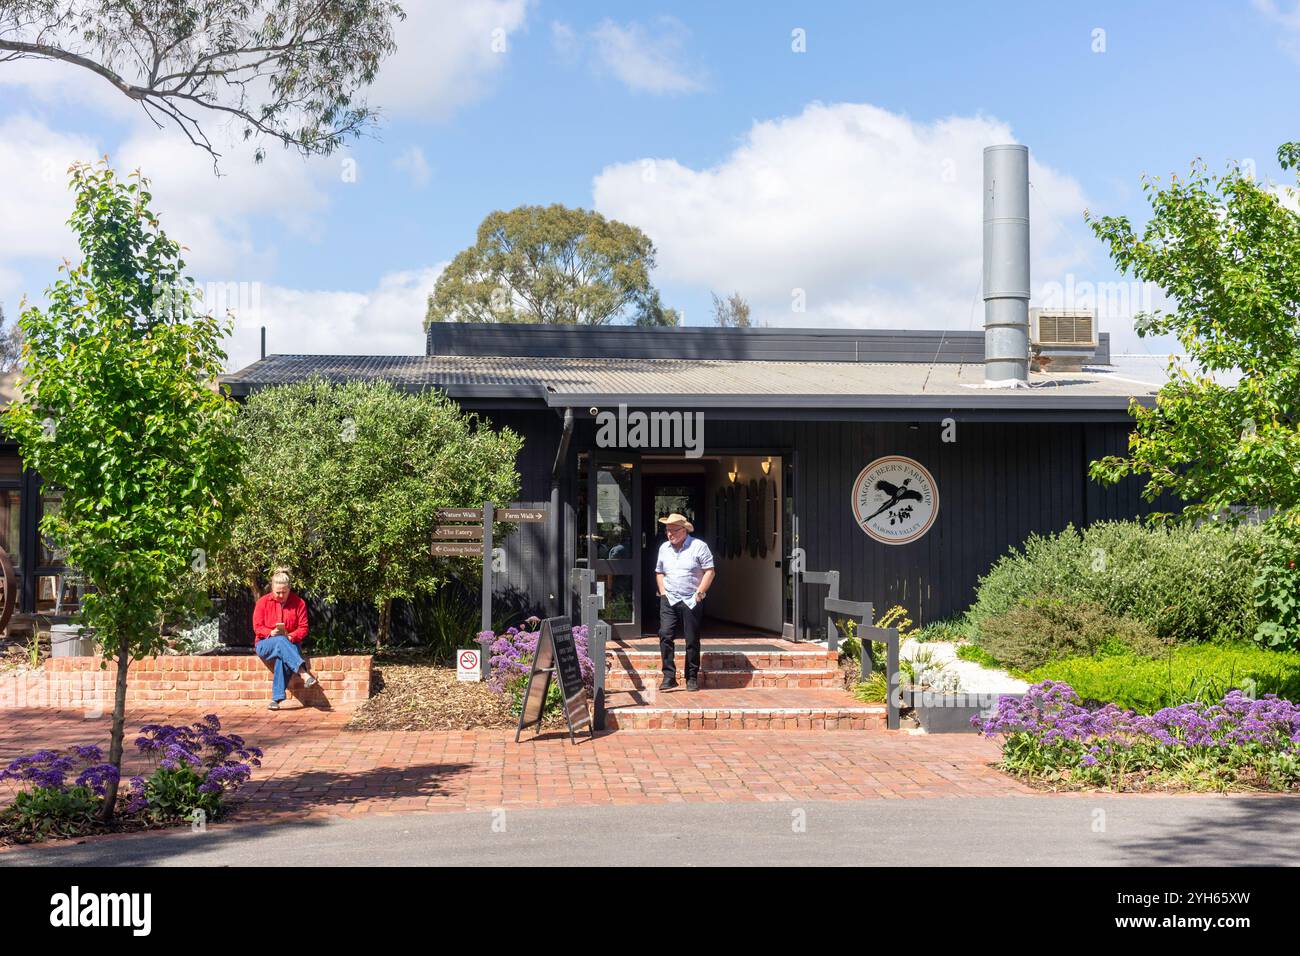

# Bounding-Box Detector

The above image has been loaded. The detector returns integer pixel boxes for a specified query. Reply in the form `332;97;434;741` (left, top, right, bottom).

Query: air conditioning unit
1029;309;1097;370
1033;309;1096;346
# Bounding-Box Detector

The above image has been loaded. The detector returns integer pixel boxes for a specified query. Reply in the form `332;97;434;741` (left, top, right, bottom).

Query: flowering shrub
126;714;263;820
976;680;1300;791
0;715;262;842
0;745;121;841
477;618;594;717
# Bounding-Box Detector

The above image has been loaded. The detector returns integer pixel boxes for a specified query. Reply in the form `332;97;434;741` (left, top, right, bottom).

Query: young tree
211;378;522;647
711;291;751;328
0;0;404;166
424;204;676;327
1087;143;1300;648
4;161;242;820
1086;142;1300;526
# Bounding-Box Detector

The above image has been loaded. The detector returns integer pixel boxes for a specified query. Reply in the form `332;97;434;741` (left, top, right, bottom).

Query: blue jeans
256;635;305;702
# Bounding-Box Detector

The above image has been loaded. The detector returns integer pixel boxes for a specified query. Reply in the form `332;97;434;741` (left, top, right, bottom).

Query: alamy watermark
594;404;704;459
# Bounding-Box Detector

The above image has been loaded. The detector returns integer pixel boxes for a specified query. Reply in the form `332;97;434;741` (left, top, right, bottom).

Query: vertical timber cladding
466;411;1145;629
701;419;1097;626
465;409;565;619
802;419;1090;625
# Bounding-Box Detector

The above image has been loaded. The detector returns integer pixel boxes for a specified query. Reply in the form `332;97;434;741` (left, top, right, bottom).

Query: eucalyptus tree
425;204;678;327
0;0;405;166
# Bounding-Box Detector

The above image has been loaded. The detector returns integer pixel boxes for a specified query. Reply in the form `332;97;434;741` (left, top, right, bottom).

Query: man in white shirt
654;512;716;691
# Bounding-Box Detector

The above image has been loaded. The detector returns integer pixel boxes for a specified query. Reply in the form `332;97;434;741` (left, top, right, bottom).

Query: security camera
589;406;599;417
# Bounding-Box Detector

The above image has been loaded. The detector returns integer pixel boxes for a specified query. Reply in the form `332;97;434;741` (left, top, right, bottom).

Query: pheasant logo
852;457;938;545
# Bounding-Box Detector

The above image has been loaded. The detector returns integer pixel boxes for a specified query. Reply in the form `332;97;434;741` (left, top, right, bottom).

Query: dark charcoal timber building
222;147;1164;642
220;320;1161;641
0;144;1164;644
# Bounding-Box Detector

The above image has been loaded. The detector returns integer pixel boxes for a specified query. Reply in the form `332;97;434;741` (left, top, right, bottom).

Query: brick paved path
0;706;1032;823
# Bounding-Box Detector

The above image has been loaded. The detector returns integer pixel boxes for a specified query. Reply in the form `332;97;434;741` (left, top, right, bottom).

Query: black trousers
658;596;703;681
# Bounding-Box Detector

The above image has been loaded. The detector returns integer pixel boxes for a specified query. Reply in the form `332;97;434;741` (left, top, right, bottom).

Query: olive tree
211;378;523;647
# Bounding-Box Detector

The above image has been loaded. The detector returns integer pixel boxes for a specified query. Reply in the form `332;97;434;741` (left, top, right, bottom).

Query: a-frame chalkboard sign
515;616;592;744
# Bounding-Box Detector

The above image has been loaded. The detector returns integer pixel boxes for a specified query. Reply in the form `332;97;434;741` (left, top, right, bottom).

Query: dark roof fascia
220;379;1150;421
617;407;1143;424
542;391;1152;415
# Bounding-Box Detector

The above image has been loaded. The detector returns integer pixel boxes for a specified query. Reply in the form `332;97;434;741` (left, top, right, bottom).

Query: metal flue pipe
982;144;1030;384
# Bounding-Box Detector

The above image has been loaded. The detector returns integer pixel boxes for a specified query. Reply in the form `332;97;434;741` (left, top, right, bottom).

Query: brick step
608;649;836;671
603;687;885;732
605;668;843;690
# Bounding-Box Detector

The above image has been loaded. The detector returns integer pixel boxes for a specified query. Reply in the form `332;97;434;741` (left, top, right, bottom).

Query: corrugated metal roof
221;353;1158;411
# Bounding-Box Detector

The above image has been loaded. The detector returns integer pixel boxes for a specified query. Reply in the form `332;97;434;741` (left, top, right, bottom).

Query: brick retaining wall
0;655;372;712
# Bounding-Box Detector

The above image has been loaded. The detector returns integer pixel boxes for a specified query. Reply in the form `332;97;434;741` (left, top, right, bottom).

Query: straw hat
658;512;694;533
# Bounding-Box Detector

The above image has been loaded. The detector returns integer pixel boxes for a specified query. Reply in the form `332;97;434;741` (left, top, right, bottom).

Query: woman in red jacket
253;570;317;710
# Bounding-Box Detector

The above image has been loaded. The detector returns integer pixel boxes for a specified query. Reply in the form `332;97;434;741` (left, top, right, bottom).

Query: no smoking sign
456;648;482;682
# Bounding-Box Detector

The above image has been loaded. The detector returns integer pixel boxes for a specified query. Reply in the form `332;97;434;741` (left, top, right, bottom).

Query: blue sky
2;0;1299;370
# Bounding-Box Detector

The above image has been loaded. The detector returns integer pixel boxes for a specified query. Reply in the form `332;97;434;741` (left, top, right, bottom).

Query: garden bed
346;648;568;731
977;680;1300;793
0;811;190;849
1;715;261;846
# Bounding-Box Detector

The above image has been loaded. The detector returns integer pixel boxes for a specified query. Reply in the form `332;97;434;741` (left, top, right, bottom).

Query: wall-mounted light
727;460;737;483
761;456;772;475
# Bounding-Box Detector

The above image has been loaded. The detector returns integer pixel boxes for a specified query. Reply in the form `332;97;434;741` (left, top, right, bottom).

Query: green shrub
955;643;1003;670
419;586;481;664
1252;532;1300;651
1028;643;1300;712
968;521;1266;644
913;618;971;642
307;621;368;656
832;616;861;661
505;674;563;718
853;672;888;703
975;596;1168;672
0;786;99;842
137;766;222;823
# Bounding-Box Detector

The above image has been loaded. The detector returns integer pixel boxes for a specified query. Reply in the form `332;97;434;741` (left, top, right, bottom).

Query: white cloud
551;21;580;62
593;102;1099;335
222;266;444;372
368;0;530;119
588;18;705;94
0;113;337;320
114;129;334;277
1254;0;1300;62
0;115;98;270
393;145;433;187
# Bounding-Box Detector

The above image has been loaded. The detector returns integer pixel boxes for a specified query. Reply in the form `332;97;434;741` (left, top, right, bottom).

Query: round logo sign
851;456;939;545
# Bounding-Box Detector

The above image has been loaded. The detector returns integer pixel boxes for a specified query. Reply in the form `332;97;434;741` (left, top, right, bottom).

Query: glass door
587;455;641;639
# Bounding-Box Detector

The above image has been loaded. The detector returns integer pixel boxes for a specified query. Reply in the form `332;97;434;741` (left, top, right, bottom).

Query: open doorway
641;454;784;638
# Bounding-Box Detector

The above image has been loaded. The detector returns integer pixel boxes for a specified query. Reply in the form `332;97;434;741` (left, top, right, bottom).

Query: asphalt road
2;796;1298;866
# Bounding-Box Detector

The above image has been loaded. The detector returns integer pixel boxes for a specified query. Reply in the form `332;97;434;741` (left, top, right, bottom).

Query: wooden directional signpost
431;502;546;677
